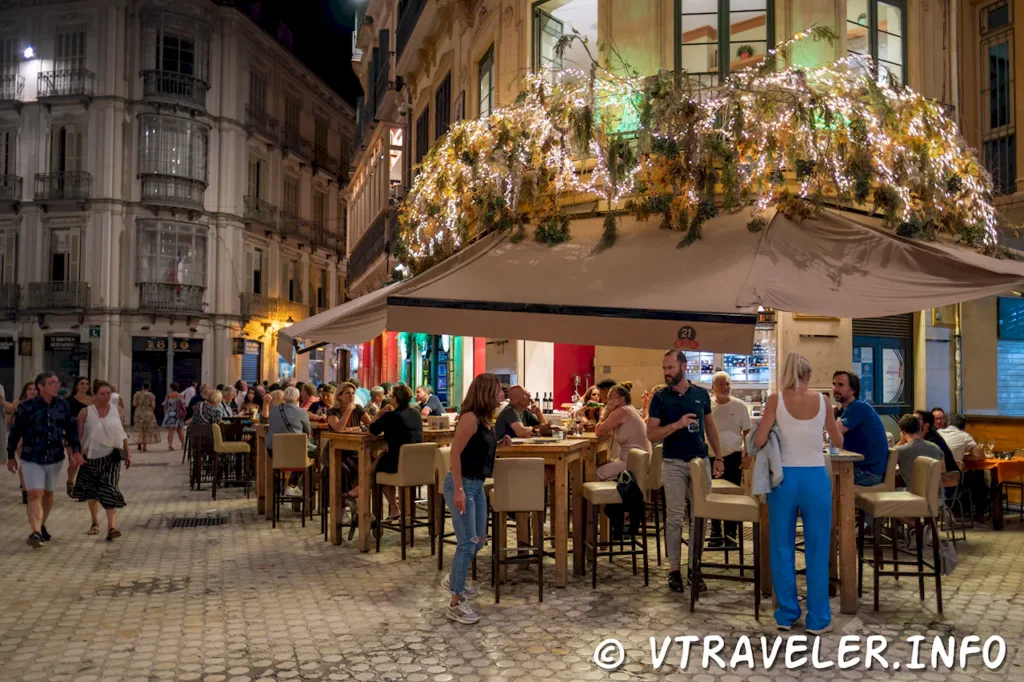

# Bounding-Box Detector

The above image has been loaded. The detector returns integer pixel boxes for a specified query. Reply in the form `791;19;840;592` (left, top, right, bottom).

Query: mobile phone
687;420;700;434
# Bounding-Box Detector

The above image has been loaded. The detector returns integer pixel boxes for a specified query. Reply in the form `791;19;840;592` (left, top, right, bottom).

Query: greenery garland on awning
396;28;998;275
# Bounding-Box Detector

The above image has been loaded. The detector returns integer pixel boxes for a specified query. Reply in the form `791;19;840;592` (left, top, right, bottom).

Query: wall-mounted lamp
23;46;34;59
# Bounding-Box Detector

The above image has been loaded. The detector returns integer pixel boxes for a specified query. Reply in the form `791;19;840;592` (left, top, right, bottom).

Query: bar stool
269;433;315;528
854;447;900;495
212;424;250;501
642;444;664;565
582;448;651;588
688;457;761;617
375;442;437;560
490;458;546;603
856;457;944;613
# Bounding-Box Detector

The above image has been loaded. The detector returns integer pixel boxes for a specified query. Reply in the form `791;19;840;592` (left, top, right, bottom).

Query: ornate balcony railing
34;171;92;201
0;175;22;203
38;69;95;98
277;298;312;322
313;145;339;174
139;282;206;314
141;175;206;209
239;292;311;322
27;281;90;309
0;282;19;310
348;210;394;282
310;227;337;252
141;70;208;109
281;126;310;159
279;211;310;241
245;104;279;141
0;74;24;101
243;195;278;229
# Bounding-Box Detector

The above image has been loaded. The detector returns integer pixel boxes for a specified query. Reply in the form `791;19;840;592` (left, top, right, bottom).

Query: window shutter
68;127;83;172
244;249;253;294
68;227;80;281
2;231;15;284
294;262;303;302
282;259;290;300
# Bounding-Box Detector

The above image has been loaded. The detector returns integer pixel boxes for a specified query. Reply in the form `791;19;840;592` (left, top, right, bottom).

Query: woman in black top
441;373;508;625
66;376;93;496
368;384;422;519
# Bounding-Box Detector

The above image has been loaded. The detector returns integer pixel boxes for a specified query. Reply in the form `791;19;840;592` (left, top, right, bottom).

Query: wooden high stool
582;448;651;588
375;442;438;560
490;458;546;603
269;433;315;528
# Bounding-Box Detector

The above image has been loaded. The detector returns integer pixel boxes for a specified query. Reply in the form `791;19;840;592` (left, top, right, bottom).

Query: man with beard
832;370;889;486
646;350;724;593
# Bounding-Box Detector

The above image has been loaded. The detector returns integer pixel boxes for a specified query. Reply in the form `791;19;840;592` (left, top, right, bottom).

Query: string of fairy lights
396;28;998;274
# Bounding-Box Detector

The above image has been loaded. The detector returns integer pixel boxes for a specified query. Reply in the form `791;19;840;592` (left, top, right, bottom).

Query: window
249;71;267;115
479;46;495;117
141;13;209;80
284;96;301;133
678;1;772;87
1;229;17;284
138;115;209;182
533;0;599;81
981;2;1016;195
0;33;18;97
338;199;347;253
414;107;430;167
0;129;14;177
316;266;328;308
312;190;326;231
136;220;207;287
49;228;80;282
244;246;263;294
283;177;300;216
847;1;906;83
314;118;328;153
54;26;86;72
160;35;194;75
49;125;83;173
281;258;302;302
309;347;325;385
246;158;261;199
434;72;451;139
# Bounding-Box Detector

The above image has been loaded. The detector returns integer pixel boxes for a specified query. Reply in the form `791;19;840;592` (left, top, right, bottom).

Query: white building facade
0;0;354;402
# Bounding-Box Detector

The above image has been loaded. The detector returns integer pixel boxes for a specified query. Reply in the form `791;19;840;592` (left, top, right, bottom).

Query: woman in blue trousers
754;353;844;635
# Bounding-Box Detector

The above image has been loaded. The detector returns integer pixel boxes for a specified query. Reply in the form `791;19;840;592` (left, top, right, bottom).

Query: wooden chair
269;433;315;528
490;458;546;603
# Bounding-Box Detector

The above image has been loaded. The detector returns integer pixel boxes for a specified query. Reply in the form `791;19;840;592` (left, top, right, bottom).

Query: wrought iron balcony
27;280;90;309
310;227;337;252
38;69;95;98
239;292;311;322
279;211;310;241
245;105;279;141
34;171;92;202
348;210;394;282
141;70;208;110
0;175;22;204
0;74;24;102
396;0;428;62
141;174;206;209
139;282;205;314
281;126;310;159
312;145;339;174
0;282;19;310
277;298;312;322
243;195;278;229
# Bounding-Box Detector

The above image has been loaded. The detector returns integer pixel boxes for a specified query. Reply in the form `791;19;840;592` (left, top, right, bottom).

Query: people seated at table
594;381;650;481
239;388;260;418
351;377;371;407
494;386;547;440
379;382;394;399
416;385;445;417
299;383;320;413
938;414;977;465
191;390;226;425
365;387;385;418
910;409;957;475
261;389;283;422
894;414;943;497
707;372;752;546
572;386;603;425
832;370;889;486
327;383;371;432
755;352;843;636
596;379;616;404
368;384;424;520
220;387;238;419
267;387;312;497
311;385;334;419
234;380;248;413
646;350;723;594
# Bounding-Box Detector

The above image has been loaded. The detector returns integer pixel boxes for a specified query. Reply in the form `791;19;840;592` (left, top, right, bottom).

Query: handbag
279;405;317;454
177;399;186;421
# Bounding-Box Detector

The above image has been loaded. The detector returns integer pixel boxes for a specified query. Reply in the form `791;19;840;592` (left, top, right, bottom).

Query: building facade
0;0;354;405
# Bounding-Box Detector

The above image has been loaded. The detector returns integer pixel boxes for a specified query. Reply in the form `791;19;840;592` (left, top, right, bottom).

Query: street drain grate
170;517;228;529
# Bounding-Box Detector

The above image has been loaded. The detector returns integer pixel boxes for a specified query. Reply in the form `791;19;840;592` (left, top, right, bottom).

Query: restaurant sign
132;337;204;354
673;325;699;350
45;334;80;352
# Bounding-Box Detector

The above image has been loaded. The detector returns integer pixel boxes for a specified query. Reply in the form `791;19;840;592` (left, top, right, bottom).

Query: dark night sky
238;0;364;106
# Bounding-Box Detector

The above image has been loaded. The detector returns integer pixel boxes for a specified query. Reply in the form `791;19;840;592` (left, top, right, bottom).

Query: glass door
852;335;911;420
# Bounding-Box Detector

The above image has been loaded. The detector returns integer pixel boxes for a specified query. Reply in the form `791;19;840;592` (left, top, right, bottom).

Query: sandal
106;529;121;541
87;524;99;536
66;480;75;498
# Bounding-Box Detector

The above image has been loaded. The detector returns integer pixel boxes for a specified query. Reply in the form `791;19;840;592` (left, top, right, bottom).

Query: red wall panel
552;344;595;407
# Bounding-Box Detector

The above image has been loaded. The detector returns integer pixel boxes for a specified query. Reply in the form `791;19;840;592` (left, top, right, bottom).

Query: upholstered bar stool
375;442;438;560
688;457;761;618
269;433;314;528
856;457;944;613
642;445;664;565
211;424;251;501
490;458;546;603
582;448;651;588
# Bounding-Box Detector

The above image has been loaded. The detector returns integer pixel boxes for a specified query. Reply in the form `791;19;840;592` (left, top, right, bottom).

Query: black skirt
72;453;126;510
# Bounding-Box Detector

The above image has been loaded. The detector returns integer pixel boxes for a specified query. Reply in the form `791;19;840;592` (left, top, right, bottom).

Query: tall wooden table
496;438;587;587
964;455;1024;530
254;424;267;514
757;450;863;615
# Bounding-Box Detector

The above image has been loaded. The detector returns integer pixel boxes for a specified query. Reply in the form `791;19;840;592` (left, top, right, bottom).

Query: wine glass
573;411;583;435
985;440;995;457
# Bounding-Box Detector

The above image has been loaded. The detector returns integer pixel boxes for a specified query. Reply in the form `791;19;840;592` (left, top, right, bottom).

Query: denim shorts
21;460;64;492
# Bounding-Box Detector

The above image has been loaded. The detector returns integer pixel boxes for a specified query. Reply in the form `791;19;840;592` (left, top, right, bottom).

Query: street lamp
23;46;34;59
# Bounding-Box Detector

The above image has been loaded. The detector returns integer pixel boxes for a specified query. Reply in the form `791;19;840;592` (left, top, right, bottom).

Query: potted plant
736;44;755;60
857;12;868;26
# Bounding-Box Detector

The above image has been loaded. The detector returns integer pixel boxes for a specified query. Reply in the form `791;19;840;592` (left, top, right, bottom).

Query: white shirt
710;395;752;456
181;386;196;405
938;426;977;463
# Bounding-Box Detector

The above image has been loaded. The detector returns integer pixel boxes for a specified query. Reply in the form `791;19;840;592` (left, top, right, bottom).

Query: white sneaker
441;572;478;598
341;512;351;525
807;623;833;636
445;599;480;625
284;486;302;498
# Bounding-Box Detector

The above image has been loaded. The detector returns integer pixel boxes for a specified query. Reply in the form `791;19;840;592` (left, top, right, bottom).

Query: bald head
508;385;530;409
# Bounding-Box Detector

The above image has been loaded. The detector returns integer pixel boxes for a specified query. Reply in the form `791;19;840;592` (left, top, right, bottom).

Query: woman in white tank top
753;353;844;635
71;381;130;541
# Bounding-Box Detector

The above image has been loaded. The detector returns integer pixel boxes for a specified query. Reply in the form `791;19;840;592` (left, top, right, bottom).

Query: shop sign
0;338;14;352
45;334;80;352
244;340;261;355
673;325;699;350
132;337;204;354
18;338;32;356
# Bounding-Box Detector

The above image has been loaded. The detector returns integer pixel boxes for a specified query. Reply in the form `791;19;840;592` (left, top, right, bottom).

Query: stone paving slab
0;443;1021;681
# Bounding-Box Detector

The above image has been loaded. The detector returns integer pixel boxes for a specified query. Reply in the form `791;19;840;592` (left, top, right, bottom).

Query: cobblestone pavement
1;442;1022;682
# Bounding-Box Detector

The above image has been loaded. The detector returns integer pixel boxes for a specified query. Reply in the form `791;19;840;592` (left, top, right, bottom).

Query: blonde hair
207;390;223;406
608;381;634;405
268;389;284;406
780;352;812;391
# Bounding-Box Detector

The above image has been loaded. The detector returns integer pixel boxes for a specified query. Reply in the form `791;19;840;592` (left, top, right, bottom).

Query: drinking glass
985;440;995;457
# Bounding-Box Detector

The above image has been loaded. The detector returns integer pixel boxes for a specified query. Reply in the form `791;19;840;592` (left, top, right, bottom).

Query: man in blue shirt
832;370;889;486
647;350;724;593
6;371;83;548
415;385;445;417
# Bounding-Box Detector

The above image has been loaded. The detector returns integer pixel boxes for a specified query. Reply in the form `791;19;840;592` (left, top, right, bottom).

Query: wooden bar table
496;438;587;587
757;450;863;615
964;455;1024;530
322;430;386;548
423;427;456;449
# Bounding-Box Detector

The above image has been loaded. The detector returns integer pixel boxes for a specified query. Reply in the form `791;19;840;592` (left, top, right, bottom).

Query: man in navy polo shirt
647;350;724;593
832;370;889;486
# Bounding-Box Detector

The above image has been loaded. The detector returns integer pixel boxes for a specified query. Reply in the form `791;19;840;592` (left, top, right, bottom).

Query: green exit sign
89;326;101;339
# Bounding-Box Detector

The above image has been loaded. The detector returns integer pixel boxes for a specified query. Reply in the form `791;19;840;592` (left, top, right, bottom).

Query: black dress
68;396;90;420
369;407;424;474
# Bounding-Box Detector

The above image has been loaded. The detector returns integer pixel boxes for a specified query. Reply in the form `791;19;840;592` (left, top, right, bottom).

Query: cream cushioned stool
642;445;664;565
688;457;762;618
211;423;250;501
856;457;944;613
853;447;899;495
375;442;438;560
490;458;546;603
582;448;650;588
269;433;314;529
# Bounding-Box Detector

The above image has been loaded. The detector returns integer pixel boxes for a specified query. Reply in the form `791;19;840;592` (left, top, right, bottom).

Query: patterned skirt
71;453;126;510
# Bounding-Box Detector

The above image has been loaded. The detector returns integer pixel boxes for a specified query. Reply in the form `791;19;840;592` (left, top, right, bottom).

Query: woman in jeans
443;373;507;624
753;353;843;635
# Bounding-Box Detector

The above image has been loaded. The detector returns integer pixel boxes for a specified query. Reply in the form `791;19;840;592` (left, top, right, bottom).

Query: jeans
768;466;832;631
663;457;712;571
853;467;883;487
443;472;487;596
